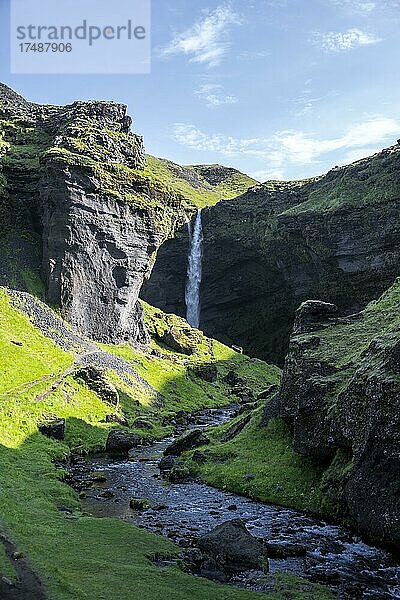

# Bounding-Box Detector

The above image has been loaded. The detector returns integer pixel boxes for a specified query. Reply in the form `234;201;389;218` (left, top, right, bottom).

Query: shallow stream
69;407;400;599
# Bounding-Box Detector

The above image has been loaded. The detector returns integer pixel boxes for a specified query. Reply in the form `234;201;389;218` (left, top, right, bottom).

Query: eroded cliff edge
0;83;182;344
143;147;400;364
279;281;400;548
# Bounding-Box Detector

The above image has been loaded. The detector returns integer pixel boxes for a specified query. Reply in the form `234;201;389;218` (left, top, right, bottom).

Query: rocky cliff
143;147;400;364
0;83;182;344
279;281;400;548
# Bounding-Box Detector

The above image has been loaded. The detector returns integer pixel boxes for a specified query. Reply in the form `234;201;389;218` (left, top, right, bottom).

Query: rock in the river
158;455;176;473
168;465;191;482
38;418;65;440
197;519;268;573
164;429;210;456
264;541;307;558
106;430;145;455
130;498;150;510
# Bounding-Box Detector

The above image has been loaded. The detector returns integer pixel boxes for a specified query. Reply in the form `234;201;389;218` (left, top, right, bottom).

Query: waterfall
185;209;203;328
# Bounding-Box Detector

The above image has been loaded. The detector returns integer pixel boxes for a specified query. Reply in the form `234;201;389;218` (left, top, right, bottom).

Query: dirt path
0;536;46;600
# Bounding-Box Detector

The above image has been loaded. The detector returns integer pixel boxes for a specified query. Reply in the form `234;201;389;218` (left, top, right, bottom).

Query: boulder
264;541;307;558
132;418;153;430
158;455;176;473
224;371;245;387
105;414;129;427
161;328;195;355
230;386;254;403
164;429;210;456
106;430;145;454
130;498;150;510
197;519;268;573
191;363;218;383
168;465;191;482
74;366;119;407
38;418;65;440
221;414;252;442
293;300;338;335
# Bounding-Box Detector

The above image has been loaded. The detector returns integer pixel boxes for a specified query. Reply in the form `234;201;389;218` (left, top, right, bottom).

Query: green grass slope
183;405;324;514
0;287;333;599
143;155;258;208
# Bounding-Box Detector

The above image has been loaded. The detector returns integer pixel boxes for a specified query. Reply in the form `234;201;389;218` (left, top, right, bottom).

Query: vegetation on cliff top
142;155;258;208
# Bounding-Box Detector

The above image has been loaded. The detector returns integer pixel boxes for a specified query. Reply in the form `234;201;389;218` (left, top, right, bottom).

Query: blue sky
1;0;400;181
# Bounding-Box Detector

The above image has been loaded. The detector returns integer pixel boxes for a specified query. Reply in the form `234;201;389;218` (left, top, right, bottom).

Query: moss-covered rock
279;278;400;548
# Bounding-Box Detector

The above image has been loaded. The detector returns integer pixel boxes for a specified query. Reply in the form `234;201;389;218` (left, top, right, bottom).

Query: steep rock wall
143;148;400;364
279;282;400;548
0;83;182;344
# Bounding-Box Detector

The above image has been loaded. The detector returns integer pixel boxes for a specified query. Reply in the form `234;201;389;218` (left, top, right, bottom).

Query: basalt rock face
279;280;400;548
143;147;400;364
0;83;182;344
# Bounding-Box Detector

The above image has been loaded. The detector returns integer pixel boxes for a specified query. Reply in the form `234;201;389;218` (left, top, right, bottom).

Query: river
69;406;400;599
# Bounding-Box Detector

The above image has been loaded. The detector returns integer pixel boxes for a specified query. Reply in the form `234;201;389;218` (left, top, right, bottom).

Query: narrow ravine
69;408;400;600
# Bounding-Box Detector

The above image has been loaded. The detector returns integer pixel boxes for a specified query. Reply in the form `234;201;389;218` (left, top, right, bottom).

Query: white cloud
330;0;377;14
292;91;337;117
195;84;239;107
250;168;284;181
313;28;381;52
237;50;270;61
330;0;400;14
172;117;400;180
160;4;242;67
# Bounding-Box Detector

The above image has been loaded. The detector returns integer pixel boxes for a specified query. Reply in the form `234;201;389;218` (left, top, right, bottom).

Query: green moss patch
185;410;323;512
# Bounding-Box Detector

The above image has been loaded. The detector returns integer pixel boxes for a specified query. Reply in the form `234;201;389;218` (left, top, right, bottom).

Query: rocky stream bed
68;407;400;600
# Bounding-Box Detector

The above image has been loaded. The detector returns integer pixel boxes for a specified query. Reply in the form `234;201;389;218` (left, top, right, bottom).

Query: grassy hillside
142;155;258;208
0;287;332;599
183;405;324;514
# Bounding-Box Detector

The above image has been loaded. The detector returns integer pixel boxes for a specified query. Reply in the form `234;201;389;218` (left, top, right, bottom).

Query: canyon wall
143;146;400;364
0;83;181;344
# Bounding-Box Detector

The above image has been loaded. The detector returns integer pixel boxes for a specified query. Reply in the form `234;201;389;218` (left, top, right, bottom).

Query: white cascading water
185;209;203;328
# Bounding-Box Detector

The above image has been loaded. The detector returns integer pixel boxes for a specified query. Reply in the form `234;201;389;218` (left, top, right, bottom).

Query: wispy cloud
330;0;377;14
173;117;400;180
237;50;270;61
313;28;381;52
292;88;339;117
330;0;400;14
195;84;239;107
160;4;242;67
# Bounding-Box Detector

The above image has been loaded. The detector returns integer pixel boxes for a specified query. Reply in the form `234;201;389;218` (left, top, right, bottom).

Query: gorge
0;83;399;600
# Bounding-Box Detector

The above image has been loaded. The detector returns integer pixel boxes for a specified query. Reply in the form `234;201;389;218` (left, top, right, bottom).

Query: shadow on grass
0;418;274;600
